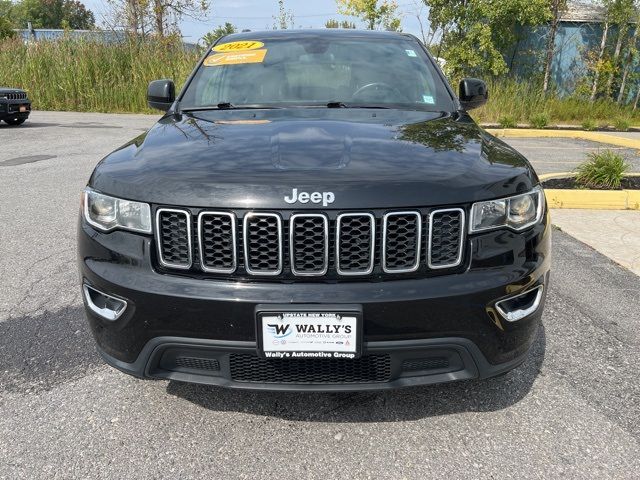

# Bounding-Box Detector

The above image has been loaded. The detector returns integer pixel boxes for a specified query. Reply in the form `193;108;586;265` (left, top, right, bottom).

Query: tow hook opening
82;284;128;321
495;285;544;322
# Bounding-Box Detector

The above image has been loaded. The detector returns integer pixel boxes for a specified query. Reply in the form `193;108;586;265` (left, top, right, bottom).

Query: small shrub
498;115;517;128
529;112;549;129
575;150;630;189
581;119;597;131
598;121;610;130
614;118;631;132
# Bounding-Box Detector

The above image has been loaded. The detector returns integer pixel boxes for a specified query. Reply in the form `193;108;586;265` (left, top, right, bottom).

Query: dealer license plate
258;311;360;359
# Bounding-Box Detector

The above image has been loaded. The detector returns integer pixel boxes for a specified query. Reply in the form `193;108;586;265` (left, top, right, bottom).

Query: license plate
257;308;361;359
19;105;27;112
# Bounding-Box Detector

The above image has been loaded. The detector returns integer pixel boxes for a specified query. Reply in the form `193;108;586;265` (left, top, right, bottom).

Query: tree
13;0;95;29
273;0;294;29
426;0;551;78
151;0;208;37
202;22;237;46
542;0;567;94
605;0;635;96
336;0;401;30
325;18;357;28
0;16;16;39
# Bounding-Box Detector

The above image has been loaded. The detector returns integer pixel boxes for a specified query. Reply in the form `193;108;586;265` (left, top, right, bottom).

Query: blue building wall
506;22;635;96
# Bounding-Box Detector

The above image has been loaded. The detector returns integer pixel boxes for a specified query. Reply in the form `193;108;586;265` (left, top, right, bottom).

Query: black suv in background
78;30;550;391
0;87;31;125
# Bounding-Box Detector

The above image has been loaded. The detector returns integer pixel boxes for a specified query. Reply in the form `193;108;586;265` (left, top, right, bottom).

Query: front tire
4;117;26;126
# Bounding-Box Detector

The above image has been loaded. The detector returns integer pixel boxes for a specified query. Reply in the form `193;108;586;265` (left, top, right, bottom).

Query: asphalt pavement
1;112;639;479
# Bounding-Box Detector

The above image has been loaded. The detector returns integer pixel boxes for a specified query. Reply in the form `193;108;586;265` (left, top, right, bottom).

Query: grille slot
230;354;392;384
156;209;192;269
290;214;328;276
175;356;221;371
243;213;283;275
402;357;450;372
336;213;375;275
382;211;421;273
198;211;237;273
428;208;465;269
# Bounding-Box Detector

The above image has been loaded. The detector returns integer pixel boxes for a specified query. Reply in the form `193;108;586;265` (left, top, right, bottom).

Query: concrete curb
486;128;640;150
539;173;640;210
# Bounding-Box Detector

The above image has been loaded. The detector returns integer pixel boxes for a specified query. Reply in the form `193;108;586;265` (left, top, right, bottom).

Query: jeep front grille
155;207;466;280
3;92;27;100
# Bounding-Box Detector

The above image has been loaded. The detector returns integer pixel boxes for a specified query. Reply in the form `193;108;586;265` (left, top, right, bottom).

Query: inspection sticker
406;49;417;57
203;49;267;67
212;40;264;52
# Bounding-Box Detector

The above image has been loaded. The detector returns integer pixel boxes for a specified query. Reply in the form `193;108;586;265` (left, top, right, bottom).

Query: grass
474;78;640;127
575;150;630;189
581;119;597;131
0;37;199;113
529;112;549;129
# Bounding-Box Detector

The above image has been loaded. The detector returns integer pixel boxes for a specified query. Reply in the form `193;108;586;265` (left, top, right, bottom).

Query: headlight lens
83;189;151;233
470;186;544;233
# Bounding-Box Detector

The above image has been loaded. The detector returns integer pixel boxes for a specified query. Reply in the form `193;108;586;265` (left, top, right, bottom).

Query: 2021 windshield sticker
212;40;265;52
204;49;268;67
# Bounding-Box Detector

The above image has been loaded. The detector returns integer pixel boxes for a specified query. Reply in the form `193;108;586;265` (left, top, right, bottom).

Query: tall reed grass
473;78;640;125
0;37;199;113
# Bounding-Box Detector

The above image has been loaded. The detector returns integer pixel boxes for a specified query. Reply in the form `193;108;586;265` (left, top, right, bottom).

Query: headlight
83;188;151;233
470;186;544;233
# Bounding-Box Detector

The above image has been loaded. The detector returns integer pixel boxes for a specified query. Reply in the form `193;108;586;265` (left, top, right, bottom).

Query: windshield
180;35;454;111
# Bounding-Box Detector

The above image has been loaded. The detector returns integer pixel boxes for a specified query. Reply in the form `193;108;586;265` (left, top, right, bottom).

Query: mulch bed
542;176;640;190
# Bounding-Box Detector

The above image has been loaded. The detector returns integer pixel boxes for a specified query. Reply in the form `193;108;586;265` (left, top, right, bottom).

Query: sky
83;0;430;44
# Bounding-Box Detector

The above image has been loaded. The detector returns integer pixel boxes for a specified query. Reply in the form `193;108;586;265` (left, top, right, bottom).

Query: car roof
220;29;415;43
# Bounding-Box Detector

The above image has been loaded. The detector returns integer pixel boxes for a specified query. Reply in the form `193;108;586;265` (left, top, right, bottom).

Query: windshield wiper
326;101;392;109
182;103;283;112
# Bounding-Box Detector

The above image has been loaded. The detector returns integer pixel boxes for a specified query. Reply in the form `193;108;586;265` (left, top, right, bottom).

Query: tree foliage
106;0;208;37
202;22;236;46
336;0;402;30
325;18;357;28
273;0;294;29
7;0;95;29
425;0;550;77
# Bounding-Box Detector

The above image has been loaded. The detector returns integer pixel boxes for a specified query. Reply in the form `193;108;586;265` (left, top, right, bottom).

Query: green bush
581;119;597;131
614;118;631;132
575;150;630;189
498;115;517;128
529;112;549;129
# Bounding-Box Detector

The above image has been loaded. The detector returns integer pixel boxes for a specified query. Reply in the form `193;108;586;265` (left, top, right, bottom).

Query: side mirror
147;79;175;111
459;78;488;110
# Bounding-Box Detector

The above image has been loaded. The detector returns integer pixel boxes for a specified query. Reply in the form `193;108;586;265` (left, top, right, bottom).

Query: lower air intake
229;354;392;384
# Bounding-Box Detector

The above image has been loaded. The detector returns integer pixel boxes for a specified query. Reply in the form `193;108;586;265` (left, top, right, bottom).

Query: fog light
495;285;544;322
82;284;127;321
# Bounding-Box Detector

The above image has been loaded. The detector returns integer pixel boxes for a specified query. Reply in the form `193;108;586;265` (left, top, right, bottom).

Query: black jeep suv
78;30;550;391
0;87;31;125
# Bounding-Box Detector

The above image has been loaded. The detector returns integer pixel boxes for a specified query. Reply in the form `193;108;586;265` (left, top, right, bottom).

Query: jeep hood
89;109;537;209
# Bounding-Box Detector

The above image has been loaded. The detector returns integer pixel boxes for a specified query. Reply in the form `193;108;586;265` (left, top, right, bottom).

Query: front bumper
78;210;551;390
0;99;31;120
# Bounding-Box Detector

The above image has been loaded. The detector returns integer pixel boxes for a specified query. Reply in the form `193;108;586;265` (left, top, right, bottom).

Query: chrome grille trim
197;211;237;274
382;211;422;273
335;213;375;276
289;213;329;276
428;208;465;269
243;212;283;276
155;208;192;270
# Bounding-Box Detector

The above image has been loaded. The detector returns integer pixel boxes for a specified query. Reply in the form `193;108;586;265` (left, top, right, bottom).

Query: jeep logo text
284;188;335;207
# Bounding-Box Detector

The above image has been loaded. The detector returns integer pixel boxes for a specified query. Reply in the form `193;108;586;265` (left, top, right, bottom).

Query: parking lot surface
1;112;639;479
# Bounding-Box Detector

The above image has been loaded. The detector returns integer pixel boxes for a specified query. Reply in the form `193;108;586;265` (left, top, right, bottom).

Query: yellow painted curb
487;128;640;150
540;173;640;210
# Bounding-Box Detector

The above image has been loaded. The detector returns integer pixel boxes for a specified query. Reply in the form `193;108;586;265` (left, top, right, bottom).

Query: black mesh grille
291;215;327;274
230;354;392;384
245;214;282;274
430;210;463;268
175;357;221;371
157;210;191;267
200;212;236;272
402;357;450;371
337;214;374;274
383;213;420;271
